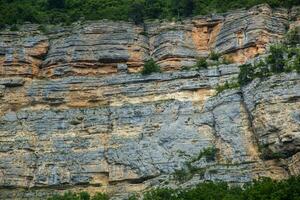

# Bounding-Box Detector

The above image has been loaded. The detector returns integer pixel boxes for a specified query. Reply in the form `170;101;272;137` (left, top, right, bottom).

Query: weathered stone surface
0;30;48;77
0;4;299;200
243;73;300;162
215;5;289;63
0;4;297;77
0;66;299;199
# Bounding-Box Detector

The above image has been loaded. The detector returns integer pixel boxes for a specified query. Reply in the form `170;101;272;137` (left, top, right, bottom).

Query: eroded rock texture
0;4;299;200
0;4;294;77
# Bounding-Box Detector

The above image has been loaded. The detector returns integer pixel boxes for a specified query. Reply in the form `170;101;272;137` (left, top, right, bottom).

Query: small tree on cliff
238;64;254;85
141;59;161;75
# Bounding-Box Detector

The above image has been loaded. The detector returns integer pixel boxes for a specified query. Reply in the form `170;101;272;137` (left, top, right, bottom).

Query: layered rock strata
0;4;295;77
0;4;299;200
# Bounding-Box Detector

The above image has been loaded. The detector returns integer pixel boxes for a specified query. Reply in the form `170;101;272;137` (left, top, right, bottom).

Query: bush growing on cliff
285;28;300;46
238;64;254;85
266;45;286;73
192;147;218;162
209;51;221;61
236;30;300;87
141;59;161;75
195;58;208;70
216;81;240;94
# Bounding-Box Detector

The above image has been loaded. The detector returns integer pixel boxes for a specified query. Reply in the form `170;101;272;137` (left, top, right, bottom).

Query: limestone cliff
0;4;299;200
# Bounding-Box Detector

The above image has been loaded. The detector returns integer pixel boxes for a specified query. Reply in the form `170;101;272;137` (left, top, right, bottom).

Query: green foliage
143;176;300;200
47;192;109;200
209;51;221;61
285;27;300;46
128;194;139;200
141;59;161;75
173;168;192;183
2;0;299;26
129;2;144;25
253;60;270;78
47;0;66;9
195;58;208;70
238;64;254;85
47;176;300;200
173;163;205;183
236;28;300;86
79;192;90;200
91;193;109;200
192;147;218;162
266;44;286;73
293;53;300;73
173;147;217;183
144;188;181;200
216;81;240;94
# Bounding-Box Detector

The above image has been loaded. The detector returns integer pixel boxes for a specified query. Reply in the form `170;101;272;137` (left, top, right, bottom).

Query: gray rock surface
0;4;299;200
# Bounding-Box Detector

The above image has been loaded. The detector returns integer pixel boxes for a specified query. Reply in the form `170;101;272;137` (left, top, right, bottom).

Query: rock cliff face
0;4;299;200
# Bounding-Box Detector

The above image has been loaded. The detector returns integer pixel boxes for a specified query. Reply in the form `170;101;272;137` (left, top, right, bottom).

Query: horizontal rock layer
0;4;297;77
0;3;300;200
0;67;299;199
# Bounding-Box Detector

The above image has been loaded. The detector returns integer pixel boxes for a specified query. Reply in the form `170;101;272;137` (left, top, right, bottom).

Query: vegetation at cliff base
143;176;300;200
0;0;300;27
47;176;300;200
48;191;109;200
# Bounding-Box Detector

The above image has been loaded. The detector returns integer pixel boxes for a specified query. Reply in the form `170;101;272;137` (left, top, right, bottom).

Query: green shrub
79;192;90;200
267;45;286;73
91;193;109;200
173;168;192;183
192;147;218;162
144;176;300;200
238;64;254;86
129;2;144;25
173;147;218;183
141;59;161;75
195;58;208;70
254;60;270;78
47;192;109;200
48;192;79;200
47;176;300;200
216;81;240;94
293;53;300;72
0;0;299;26
285;28;300;46
143;188;180;200
209;51;221;61
128;194;138;200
